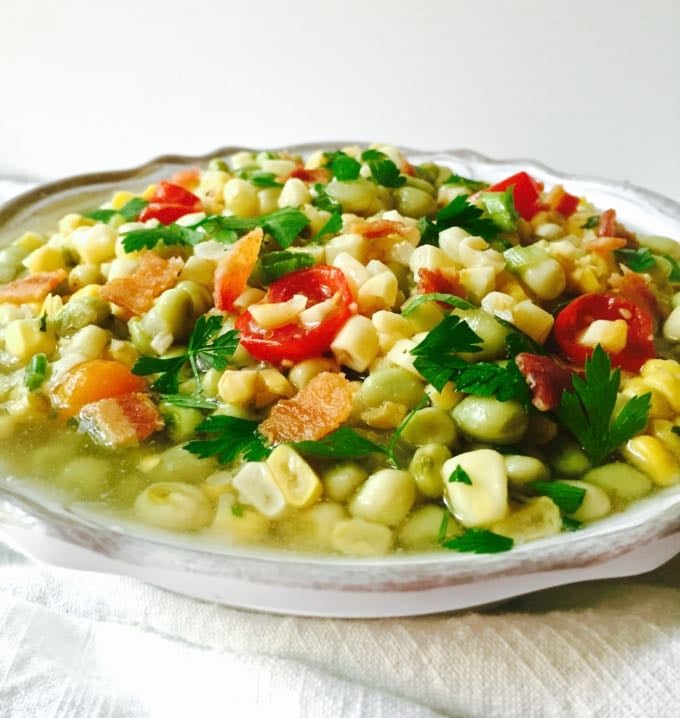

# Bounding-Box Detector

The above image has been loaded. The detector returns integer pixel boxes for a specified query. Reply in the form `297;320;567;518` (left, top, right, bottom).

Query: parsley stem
387;395;429;468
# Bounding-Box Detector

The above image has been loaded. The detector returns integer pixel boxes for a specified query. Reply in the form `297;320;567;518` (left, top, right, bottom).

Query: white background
1;0;679;200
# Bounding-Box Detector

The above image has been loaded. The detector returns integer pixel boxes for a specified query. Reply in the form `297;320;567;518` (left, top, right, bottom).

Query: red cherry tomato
554;293;655;372
138;181;202;224
236;265;354;364
487;171;543;220
553;191;579;217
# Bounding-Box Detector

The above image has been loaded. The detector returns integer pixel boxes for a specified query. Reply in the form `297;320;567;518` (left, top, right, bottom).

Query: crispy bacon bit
0;269;67;305
100;252;183;316
609;266;663;329
214;227;264;313
79;393;164;447
259;372;354;443
515;353;575;411
400;159;416;177
290;166;330;184
349;219;410;239
417;268;466;299
597;208;638;248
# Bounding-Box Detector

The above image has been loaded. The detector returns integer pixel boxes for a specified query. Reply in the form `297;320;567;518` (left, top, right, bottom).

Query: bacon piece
170;167;201;191
597;208;637;248
417;268;466;299
259;372;354;443
515;353;575;411
0;269;67;305
349;219;410;239
214;227;263;313
290;166;330;184
79;393;164;447
100;252;183;316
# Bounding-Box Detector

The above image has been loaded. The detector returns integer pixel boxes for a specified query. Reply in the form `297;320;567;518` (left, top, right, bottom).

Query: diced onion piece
249;294;307;329
266;445;323;508
578;319;628;353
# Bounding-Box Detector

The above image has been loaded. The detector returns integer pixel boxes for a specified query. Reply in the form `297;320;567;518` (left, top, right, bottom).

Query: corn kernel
622;435;680;487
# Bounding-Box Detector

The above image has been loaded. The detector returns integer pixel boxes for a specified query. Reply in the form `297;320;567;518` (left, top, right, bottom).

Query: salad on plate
1;144;679;557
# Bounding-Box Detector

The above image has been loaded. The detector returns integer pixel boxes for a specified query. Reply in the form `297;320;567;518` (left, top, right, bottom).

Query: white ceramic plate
1;147;679;618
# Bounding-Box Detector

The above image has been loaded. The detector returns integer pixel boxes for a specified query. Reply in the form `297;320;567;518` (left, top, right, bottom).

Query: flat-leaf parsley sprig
133;315;239;396
184;415;270;464
554;345;651;466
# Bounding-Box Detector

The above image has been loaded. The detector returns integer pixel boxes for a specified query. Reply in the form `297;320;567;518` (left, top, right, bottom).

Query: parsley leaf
293;427;389;459
312;183;342;213
562;516;582;532
236;169;283;188
615;248;656;273
554;345;651;466
84;197;148;223
401;293;474;316
441;528;513;554
453;360;531;404
582;215;600;229
448;465;472;485
386;395;429;468
231;502;245;518
673;426;680;437
327;152;361;181
259;251;316;284
504;326;549;357
436;511;451;544
529;480;586;514
362;150;406;188
443;174;489;192
311;212;343;244
133;316;239;395
121;224;203;253
184;415;270;464
660;253;680;282
436;194;500;241
411;315;484;391
416;217;439;246
160;394;219;410
25;353;49;392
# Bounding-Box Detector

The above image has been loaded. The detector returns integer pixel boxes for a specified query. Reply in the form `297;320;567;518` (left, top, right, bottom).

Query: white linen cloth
1;179;679;718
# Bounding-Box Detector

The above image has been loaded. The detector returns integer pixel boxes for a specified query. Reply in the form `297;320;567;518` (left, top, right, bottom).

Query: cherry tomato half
236;265;354;364
138;181;202;224
554;293;655;372
487;171;543;220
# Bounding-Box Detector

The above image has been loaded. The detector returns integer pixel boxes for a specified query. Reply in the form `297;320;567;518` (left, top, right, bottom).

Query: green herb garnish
133;316;239;394
84;197;148;223
311;212;343;244
386;395;429;468
360;150;406;188
436;194;500;242
312;183;342;213
478;188;519;232
581;215;600;229
554;345;651;466
121;224;203;253
259;251;316;284
529;481;586;514
441;528;513;554
184;415;270;463
562;516;582;532
452;359;531;404
436;511;451;543
326;151;361;181
401;293;474;316
443;174;489;192
448;465;472;485
293;427;389;460
614;248;656;273
231;503;245;517
159;394;219;410
25;353;49;392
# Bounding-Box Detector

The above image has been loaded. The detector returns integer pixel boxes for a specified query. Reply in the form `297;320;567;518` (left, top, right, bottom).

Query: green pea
404;176;437;197
397;504;460;549
151;445;216;483
0;246;29;283
356;368;425;409
548;439;592;477
393;186;437;218
409;443;452;497
583;462;652;504
452;396;528;445
55;456;110;500
375;186;395;211
322;462;368;502
160;403;204;442
400;408;457;448
504;454;551;486
415;163;441;187
56;296;111;336
325;179;377;214
452;308;510;361
128;318;154;354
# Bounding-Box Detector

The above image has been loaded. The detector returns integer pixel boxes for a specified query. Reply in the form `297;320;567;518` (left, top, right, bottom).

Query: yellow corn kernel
107;339;139;368
58;213;91;236
459;266;496;303
324;233;368;264
254;368;295;408
357;271;398;315
511;300;554;344
266;445;322;508
14;231;45;253
4;318;56;363
22;245;66;274
110;191;136;210
288;357;338;391
426;382;464;411
621;377;673;420
621;435;680;487
71;224;117;265
218;369;258;405
494;273;530;302
649;419;680;462
640;359;680;413
141;184;158;200
249;294;307;329
70;284;102;302
6;393;50;423
360;401;408;429
331;315;379;372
